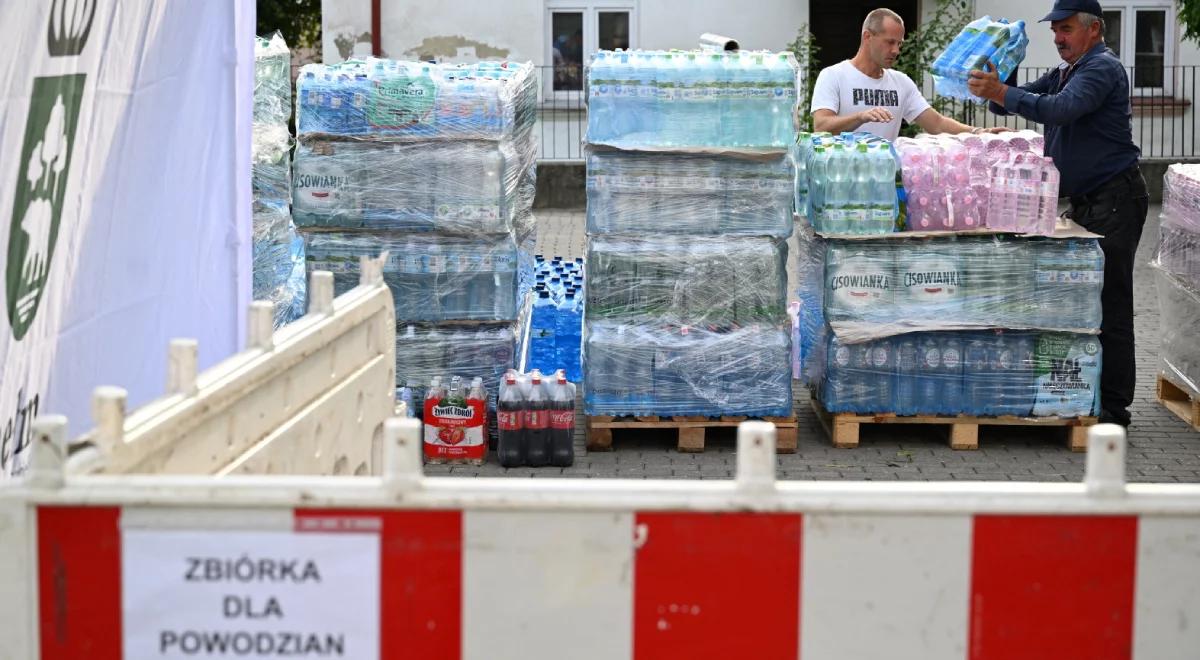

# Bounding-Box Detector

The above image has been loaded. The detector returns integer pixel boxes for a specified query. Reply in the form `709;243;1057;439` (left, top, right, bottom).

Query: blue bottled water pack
587;234;787;327
303;229;534;323
931;16;1029;101
292;139;536;234
817;329;1098;417
820;235;1104;338
585;49;798;150
585;148;794;238
296;59;538;142
583;321;793;418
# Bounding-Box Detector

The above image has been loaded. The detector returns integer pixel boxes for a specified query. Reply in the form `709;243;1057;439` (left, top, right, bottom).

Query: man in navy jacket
970;0;1148;427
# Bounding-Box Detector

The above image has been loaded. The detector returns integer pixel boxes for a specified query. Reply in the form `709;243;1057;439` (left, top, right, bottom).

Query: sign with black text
122;529;380;659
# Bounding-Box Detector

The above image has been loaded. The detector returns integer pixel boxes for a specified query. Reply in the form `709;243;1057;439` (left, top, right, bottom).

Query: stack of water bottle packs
1154;164;1200;395
253;33;306;328
930;16;1029;101
587;49;798;150
527;256;585;383
582;49;797;418
294;58;539;397
797;134;1102;418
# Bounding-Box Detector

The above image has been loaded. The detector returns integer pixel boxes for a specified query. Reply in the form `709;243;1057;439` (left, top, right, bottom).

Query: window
546;1;635;96
1100;3;1173;91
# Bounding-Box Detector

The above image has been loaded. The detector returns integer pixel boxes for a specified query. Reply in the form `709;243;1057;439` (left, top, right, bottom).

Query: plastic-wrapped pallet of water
583;321;792;417
395;323;519;407
815;328;1100;417
296;59;537;142
823;235;1103;339
585;148;794;237
292;138;537;233
585;49;798;150
930;16;1029;101
252;33;305;328
587;235;787;325
1157;164;1200;288
304;230;534;322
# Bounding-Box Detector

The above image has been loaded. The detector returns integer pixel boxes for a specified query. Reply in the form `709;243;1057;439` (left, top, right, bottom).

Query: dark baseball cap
1041;0;1104;22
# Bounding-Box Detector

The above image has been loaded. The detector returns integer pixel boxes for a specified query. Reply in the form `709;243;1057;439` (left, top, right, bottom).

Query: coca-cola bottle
525;372;550;466
550;373;575;467
497;372;524;467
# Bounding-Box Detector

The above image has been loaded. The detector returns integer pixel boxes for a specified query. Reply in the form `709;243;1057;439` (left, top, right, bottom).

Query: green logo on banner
6;73;86;340
369;75;436;127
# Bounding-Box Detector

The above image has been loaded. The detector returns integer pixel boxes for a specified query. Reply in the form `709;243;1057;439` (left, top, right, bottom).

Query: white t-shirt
810;60;931;141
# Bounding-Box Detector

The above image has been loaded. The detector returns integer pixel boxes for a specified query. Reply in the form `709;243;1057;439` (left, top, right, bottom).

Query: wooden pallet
811;399;1096;451
585;414;798;453
1157;374;1200;430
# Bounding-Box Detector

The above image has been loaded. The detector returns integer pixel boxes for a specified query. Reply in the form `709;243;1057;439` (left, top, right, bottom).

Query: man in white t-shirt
811;8;1007;140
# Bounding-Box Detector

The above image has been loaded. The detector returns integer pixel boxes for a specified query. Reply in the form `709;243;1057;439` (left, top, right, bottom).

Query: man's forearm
813;112;865;134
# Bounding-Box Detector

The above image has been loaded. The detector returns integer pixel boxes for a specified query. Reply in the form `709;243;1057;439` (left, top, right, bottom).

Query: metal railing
531;64;1200;162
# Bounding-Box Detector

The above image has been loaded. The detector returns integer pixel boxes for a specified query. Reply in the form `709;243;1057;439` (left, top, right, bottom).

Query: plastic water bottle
823;335;852;412
1038;156;1061;234
588;51;615;144
825;144;852;234
870;338;896;413
770;53;797;147
808;146;829;229
530;291;556;373
915;334;942;414
869;144;897;234
894;336;919;415
555;293;582;381
847;143;871;233
962;333;991;415
940;333;964;415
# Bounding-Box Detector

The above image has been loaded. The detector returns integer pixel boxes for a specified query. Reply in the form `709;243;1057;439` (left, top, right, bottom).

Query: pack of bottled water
252;34;306;329
822;235;1104;337
292;138;536;233
296;59;537;142
930;16;1029;101
585;49;798;150
303;230;534;323
395;323;519;410
1157;164;1200;289
818;329;1100;417
585;148;794;237
895;131;1052;233
801;132;899;235
526;255;586;383
584;321;793;417
587;235;787;326
1156;267;1200;397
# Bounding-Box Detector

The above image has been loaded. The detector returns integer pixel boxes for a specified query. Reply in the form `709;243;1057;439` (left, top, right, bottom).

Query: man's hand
981;126;1012;134
968;62;1006;103
857;107;894;125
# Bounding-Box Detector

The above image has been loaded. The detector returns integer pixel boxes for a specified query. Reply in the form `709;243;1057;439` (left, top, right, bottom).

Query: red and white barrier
2;420;1199;659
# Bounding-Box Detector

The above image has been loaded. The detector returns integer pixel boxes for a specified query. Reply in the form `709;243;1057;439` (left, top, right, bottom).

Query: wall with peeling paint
322;0;374;62
381;3;542;64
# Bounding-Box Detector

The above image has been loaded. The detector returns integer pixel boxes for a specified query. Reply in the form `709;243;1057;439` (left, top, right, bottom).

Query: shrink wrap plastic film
586;235;787;326
296;59;538;142
396;323;519;408
292;138;537;234
1156;267;1200;398
930;16;1029;101
585;148;794;237
253;33;305;327
816;234;1103;342
583;321;793;417
584;49;799;151
1157;164;1200;288
813;328;1100;417
304;229;534;323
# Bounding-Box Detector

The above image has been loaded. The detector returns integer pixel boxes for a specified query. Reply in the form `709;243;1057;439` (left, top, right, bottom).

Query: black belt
1069;163;1142;207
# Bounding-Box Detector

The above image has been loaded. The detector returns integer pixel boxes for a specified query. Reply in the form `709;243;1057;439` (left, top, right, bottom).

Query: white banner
0;0;253;477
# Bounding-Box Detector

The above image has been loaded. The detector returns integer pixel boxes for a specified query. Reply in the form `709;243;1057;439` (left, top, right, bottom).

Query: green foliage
893;0;972;136
257;0;321;50
1181;0;1200;44
785;24;822;133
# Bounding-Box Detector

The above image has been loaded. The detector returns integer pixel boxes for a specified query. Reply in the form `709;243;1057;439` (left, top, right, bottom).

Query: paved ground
424;205;1200;482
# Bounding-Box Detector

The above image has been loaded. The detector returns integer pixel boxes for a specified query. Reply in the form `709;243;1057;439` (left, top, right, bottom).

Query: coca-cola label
550;410;574;430
525;409;548;430
497;410;522;431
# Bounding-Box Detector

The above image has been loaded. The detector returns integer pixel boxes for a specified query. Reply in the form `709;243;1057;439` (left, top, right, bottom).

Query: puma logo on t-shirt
852;89;900;107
